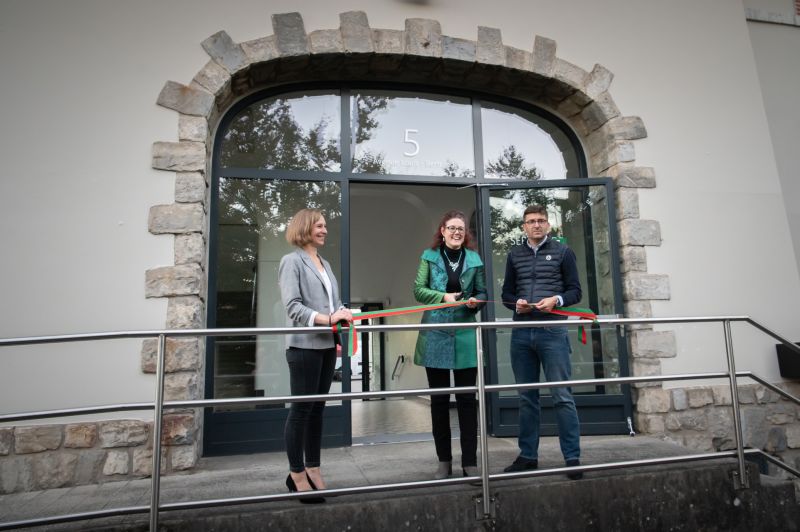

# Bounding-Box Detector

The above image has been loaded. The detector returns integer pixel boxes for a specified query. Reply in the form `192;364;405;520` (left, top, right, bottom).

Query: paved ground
0;434;707;530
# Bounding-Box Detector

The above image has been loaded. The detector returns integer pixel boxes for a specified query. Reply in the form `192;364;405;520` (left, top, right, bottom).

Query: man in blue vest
501;204;583;480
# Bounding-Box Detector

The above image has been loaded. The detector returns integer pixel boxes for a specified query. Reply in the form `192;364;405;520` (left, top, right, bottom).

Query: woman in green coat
414;209;487;480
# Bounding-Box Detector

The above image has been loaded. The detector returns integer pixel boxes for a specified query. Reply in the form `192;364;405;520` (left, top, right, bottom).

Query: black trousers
284;346;336;473
425;366;478;467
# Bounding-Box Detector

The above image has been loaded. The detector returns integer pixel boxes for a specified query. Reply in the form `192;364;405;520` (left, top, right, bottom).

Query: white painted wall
645;5;800;384
748;20;800;283
1;0;798;416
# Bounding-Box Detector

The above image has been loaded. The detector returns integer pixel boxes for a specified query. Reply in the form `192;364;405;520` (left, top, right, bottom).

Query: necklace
443;248;463;272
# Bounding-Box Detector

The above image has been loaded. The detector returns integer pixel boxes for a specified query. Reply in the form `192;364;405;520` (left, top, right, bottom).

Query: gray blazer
278;248;342;349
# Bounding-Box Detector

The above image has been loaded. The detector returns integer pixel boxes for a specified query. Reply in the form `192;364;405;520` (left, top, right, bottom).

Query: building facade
1;0;799;493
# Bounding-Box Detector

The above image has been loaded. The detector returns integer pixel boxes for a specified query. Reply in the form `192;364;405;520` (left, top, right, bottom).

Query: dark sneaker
503;456;538;473
565;459;583;480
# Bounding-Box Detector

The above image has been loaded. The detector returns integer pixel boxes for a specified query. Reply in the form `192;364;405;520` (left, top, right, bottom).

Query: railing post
474;326;492;519
150;334;167;530
723;320;749;489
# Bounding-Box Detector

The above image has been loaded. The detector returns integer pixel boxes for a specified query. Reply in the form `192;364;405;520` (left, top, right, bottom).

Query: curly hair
429;209;476;250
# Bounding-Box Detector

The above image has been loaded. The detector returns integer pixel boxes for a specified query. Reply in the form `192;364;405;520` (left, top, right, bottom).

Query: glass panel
213;178;342;410
482;103;579;180
219;92;341;171
366;325;381;393
351;91;475;176
489;185;620;397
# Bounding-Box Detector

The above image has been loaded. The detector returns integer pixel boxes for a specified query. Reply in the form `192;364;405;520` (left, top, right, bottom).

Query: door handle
391;355;405;380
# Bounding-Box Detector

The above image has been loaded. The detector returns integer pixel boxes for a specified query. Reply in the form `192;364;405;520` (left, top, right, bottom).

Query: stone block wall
0;417;199;494
634;382;800;491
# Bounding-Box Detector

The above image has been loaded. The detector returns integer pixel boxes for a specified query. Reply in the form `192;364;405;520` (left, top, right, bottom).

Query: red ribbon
548;307;598;344
332;301;597;355
332;301;469;354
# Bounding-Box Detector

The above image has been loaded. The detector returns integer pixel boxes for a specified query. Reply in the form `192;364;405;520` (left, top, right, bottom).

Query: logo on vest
545;255;552;261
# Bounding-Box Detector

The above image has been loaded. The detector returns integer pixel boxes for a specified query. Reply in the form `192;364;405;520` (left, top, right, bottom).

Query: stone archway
146;11;672;470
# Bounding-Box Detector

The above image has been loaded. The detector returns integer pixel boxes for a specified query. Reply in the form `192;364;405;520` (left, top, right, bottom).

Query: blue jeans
510;326;580;461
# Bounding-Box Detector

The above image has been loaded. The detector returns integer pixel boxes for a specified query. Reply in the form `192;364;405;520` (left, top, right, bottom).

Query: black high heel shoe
286;474;325;504
305;474;327;502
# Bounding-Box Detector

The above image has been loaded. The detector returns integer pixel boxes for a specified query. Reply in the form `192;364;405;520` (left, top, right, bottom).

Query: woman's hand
331;308;353;324
466;297;478;309
443;292;462;303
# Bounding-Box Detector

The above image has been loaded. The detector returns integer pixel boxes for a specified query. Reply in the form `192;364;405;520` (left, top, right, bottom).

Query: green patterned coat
413;247;487;369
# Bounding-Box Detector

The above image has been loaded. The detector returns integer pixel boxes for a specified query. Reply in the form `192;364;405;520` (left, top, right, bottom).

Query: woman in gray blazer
278;208;352;502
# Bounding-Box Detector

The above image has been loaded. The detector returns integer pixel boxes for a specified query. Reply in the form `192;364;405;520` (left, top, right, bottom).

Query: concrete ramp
1;436;797;531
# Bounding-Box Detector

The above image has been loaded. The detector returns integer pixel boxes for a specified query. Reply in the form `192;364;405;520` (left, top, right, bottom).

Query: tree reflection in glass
351;95;389;174
486;145;541;180
352;92;474;176
214;178;342;403
219;94;341;171
489;188;554;264
217;178;342;273
482;104;576;180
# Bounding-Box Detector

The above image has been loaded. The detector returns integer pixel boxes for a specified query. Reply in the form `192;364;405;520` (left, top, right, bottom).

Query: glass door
204;177;349;455
479;180;632;436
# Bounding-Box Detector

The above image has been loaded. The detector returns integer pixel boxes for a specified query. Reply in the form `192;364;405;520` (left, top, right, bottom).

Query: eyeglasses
523;219;549;226
445;226;466;233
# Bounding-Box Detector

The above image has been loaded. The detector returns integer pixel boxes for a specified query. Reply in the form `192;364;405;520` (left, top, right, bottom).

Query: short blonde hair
285;208;324;247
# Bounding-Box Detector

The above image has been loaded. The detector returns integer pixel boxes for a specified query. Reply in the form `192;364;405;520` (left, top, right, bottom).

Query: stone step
0;436;797;531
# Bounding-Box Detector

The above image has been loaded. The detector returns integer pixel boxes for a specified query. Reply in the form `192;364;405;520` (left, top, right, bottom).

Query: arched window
205;85;618;455
481;102;580;179
211;87;585;400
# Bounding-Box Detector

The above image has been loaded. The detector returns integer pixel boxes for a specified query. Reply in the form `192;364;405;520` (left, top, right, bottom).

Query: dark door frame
349;301;386;397
477;178;633;438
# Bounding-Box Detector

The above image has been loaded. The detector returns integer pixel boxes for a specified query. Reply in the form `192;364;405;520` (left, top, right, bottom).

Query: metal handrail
3;370;797;424
0;372;736;422
5;315;790;346
745;317;800;353
1;315;799;531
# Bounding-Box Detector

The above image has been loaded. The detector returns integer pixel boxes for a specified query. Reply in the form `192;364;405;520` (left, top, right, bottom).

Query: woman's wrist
328;313;332;326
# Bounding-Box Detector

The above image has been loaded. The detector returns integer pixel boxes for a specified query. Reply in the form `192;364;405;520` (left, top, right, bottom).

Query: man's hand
466;297;478;309
516;299;532;314
533;296;560;313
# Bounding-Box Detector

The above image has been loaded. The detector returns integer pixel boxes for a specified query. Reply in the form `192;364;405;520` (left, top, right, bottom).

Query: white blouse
308;267;335;326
